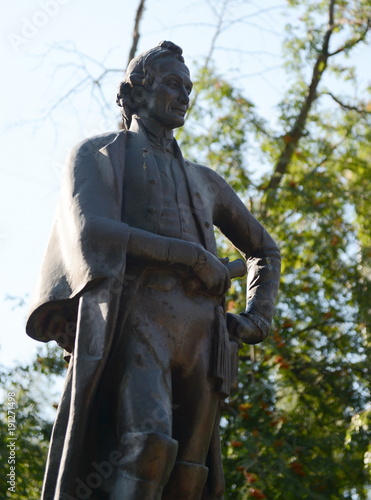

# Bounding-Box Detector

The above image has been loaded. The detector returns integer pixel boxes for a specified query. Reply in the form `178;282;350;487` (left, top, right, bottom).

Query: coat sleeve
26;132;130;349
210;170;281;341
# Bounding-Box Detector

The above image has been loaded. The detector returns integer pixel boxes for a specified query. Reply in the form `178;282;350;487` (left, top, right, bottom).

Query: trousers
102;266;222;499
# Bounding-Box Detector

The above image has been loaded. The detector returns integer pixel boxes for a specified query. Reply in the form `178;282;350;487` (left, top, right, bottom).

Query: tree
177;1;371;498
3;0;371;498
0;344;66;499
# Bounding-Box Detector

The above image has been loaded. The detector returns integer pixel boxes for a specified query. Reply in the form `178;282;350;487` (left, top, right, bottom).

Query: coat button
148;206;156;214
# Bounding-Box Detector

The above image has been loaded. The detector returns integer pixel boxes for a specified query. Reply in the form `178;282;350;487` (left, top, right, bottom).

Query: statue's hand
226;313;265;344
192;249;231;296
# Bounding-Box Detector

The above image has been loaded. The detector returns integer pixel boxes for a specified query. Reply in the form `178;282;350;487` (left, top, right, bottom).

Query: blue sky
1;0;369;367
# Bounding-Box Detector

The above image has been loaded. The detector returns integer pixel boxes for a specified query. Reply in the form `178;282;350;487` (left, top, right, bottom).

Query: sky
0;0;370;368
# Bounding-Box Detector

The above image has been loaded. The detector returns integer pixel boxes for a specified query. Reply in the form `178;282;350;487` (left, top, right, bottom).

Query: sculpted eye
166;79;180;89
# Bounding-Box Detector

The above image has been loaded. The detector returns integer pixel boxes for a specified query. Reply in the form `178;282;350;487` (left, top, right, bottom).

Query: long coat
26;119;281;499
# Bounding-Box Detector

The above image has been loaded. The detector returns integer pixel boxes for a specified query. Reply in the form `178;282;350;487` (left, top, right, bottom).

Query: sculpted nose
178;87;190;106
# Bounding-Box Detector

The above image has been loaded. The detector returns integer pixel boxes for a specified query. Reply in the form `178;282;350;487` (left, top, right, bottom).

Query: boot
110;431;178;500
162;460;209;500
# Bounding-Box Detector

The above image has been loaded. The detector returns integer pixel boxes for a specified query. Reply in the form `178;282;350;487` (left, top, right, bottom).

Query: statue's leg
107;274;222;499
162;461;209;500
172;355;219;464
111;431;178;500
163;292;221;499
108;291;177;499
161;350;219;500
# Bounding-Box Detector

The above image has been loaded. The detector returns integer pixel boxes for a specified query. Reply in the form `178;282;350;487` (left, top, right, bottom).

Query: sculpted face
140;56;193;130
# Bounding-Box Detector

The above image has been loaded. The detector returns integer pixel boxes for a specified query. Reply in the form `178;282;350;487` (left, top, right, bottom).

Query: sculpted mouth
173;107;187;115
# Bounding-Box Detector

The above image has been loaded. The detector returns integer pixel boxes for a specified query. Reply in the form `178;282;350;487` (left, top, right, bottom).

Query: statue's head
117;41;192;130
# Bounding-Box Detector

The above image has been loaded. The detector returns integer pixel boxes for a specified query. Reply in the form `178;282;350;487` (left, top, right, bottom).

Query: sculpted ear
131;86;147;104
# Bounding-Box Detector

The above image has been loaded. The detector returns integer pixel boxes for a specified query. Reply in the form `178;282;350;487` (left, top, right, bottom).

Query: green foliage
3;1;371;498
179;2;371;498
176;64;268;194
0;344;66;499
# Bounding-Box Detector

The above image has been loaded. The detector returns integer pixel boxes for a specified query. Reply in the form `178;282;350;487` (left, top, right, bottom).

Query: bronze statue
26;41;280;500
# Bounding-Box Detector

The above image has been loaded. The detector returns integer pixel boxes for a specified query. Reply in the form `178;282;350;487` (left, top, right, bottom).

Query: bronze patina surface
26;41;280;500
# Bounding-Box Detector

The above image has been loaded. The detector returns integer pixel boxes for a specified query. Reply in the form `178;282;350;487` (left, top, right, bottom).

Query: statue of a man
26;41;280;500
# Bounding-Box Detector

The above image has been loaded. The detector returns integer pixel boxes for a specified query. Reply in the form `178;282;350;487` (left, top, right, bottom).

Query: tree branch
328;21;371;57
127;0;147;66
31;0;147;123
262;0;337;212
325;91;371;115
187;0;229;116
